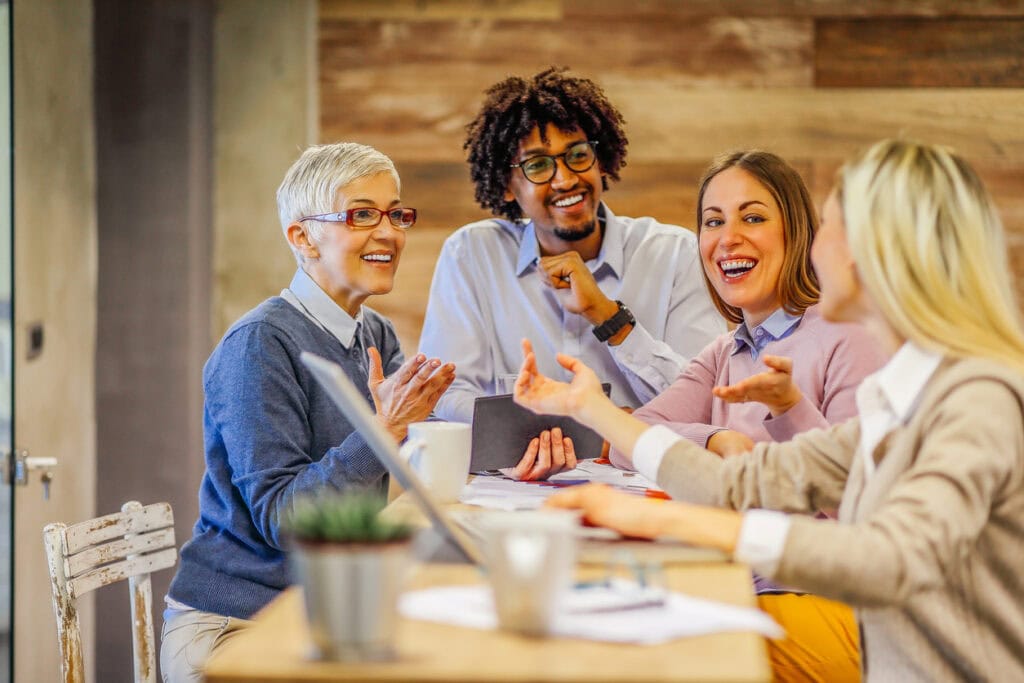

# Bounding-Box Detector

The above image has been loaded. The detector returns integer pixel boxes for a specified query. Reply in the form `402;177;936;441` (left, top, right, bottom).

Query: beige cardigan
657;358;1024;682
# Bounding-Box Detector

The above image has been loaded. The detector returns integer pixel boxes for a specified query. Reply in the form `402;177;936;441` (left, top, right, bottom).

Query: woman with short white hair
516;139;1024;681
160;142;455;682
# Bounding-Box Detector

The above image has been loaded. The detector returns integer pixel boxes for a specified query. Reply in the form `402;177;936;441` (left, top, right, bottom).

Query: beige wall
13;1;97;680
213;0;318;342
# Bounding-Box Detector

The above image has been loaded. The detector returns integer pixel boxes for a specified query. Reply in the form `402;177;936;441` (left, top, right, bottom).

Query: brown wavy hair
464;67;628;221
696;151;820;324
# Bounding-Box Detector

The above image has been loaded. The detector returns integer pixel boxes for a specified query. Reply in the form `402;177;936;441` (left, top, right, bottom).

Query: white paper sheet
399;584;784;644
460;458;664;511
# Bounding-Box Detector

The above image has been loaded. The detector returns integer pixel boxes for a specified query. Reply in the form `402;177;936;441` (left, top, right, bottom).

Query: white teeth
362;254;392;262
553;194;583;208
720;259;756;275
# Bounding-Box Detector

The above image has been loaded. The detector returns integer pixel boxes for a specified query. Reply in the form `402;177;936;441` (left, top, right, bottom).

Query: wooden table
203;561;771;682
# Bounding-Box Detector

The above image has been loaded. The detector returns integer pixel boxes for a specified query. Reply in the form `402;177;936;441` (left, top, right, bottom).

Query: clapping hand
368;348;455;442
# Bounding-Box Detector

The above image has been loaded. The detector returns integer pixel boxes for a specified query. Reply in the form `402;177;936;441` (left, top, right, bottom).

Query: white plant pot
290;540;412;661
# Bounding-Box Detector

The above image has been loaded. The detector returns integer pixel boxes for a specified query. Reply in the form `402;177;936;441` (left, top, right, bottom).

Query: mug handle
398;437;426;471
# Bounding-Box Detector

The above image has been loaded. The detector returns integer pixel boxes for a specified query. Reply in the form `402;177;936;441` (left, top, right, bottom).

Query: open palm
513;339;603;417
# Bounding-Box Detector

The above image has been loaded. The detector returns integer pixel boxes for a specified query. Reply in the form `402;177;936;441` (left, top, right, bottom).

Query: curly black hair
464;67;629;221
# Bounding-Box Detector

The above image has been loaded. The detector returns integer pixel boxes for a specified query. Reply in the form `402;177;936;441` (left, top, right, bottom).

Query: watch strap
592;300;635;342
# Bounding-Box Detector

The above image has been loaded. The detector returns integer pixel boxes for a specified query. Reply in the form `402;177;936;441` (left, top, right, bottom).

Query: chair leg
44;523;85;683
123;500;158;683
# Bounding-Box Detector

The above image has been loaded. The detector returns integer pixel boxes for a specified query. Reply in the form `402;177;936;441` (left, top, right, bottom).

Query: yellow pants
758;593;861;683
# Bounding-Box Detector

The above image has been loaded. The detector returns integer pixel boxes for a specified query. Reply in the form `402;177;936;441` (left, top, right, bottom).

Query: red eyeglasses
298;207;417;229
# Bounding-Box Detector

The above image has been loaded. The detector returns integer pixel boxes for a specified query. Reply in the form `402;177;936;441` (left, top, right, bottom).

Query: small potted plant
286;491;414;661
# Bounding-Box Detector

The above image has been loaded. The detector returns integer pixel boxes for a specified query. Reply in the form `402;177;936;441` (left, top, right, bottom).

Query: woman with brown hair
606;150;886;681
614;150;885;465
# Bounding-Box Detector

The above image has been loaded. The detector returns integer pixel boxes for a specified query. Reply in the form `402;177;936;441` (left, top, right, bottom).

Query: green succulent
285;492;413;545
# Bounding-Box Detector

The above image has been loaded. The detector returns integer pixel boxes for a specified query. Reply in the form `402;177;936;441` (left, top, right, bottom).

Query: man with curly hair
419;68;723;478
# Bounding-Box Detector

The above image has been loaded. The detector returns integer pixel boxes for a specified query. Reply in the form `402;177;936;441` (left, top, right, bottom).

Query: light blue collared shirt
418;204;725;423
281;268;362;351
732;308;803;361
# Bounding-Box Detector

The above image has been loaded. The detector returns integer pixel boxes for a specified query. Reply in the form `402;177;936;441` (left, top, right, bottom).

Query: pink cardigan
613;305;886;467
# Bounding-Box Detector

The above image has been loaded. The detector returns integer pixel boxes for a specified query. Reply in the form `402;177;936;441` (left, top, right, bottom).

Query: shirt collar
283;268;361;349
514;202;620;279
732;308;803;358
871;341;943;422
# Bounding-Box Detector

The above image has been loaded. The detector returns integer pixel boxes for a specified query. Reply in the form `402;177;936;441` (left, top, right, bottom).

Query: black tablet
469;384;611;472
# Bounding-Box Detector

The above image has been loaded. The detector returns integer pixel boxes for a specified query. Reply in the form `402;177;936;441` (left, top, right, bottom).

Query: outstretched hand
545;484;666;539
513;339;603;418
712;354;802;417
368;348;455;442
548;483;744;554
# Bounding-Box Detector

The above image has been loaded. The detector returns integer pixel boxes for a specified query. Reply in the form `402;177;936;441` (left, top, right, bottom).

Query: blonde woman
515;139;1024;681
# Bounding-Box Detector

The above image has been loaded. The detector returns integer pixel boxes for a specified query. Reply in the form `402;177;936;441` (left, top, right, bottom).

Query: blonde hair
838;139;1024;372
276;142;400;263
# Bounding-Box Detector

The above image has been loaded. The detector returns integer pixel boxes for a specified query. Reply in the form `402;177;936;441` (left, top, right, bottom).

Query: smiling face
300;172;407;316
503;124;604;258
698;167;786;328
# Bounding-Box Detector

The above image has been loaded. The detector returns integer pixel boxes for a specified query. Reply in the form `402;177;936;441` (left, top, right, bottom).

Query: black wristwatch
592;300;635;342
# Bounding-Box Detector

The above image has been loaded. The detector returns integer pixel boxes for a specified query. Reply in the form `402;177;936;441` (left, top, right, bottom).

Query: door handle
3;449;59;497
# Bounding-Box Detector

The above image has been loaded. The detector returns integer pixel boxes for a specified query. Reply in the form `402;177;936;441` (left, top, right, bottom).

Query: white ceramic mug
398;422;472;504
479;510;578;636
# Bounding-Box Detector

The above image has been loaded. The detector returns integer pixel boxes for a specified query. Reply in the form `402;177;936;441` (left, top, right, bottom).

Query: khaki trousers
160;608;254;683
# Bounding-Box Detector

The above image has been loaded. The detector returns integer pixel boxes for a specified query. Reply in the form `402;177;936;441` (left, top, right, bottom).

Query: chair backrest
44;501;177;683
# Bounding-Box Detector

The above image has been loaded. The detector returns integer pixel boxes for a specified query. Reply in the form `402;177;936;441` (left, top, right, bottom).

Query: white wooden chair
44;501;177;683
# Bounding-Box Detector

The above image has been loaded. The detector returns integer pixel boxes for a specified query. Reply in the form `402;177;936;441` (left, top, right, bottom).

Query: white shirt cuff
734;509;792;576
631;425;684;483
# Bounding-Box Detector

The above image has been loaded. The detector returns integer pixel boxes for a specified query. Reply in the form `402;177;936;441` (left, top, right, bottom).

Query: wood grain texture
816;18;1024;87
564;0;1024;19
617;88;1024;163
318;16;813;102
320;0;561;21
205;566;771;683
325;87;1024;163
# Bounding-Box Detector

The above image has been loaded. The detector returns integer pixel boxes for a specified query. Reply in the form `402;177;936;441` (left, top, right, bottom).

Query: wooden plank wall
319;0;1024;353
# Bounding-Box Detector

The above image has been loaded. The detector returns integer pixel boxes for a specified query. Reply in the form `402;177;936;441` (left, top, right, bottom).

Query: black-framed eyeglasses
298;207;417;229
510;140;599;185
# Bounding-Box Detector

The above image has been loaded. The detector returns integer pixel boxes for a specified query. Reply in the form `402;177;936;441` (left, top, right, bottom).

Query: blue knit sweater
168;297;403;619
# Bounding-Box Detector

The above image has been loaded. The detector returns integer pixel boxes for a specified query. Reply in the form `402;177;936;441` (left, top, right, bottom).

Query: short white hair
276;142;400;262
